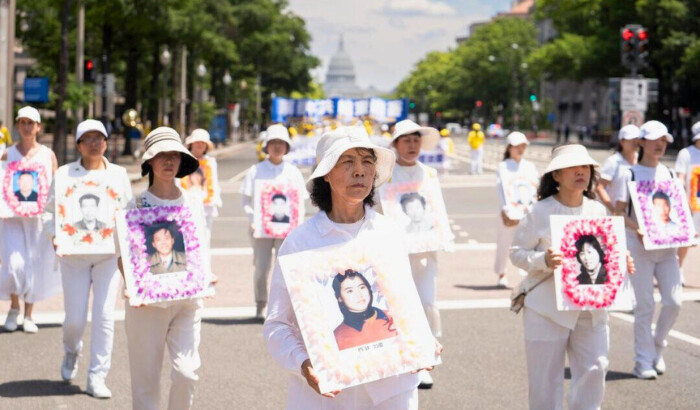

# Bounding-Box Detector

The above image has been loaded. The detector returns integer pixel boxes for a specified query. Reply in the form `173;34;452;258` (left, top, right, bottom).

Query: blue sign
24;77;49;103
271;97;409;124
209;115;227;143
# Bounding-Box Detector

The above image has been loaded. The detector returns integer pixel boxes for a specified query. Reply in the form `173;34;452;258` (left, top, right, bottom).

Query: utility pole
0;0;16;130
255;73;261;134
75;1;84;125
179;46;187;137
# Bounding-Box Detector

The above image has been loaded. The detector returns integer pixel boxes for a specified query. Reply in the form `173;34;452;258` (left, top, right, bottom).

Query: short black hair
399;192;426;212
147;222;177;241
18;171;34;178
574;235;605;265
271;193;287;202
652;191;671;206
78;193;100;206
332;269;371;300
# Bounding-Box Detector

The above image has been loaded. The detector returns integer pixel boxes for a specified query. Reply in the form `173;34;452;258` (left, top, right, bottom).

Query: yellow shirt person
0;122;11;149
467;123;485;175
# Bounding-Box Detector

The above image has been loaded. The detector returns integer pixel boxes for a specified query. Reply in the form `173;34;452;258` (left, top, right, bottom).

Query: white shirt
263;207;419;407
496;158;539;212
600;152;634;200
240;159;308;224
510;196;608;329
674;145;700;188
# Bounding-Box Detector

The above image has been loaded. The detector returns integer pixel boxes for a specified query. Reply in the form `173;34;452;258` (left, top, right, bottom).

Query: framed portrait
378;179;452;253
278;238;440;394
688;165;700;212
551;216;635;311
180;158;215;204
0;160;50;218
252;180;303;239
628;180;697;250
55;176;126;255
500;173;538;220
115;205;214;306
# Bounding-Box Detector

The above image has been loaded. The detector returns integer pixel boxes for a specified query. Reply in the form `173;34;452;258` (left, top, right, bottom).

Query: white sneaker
86;375;112;399
418;370;433;389
61;352;79;382
633;362;657;380
22;317;38;333
653;356;666;375
497;275;508;288
3;308;19;331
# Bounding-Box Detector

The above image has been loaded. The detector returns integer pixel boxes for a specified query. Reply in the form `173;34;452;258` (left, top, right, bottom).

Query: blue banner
24;77;50;103
271;97;408;124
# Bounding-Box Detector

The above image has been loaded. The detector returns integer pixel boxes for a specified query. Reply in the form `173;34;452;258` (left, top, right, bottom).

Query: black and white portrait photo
73;193;107;231
144;222;187;275
400;192;433;233
574;235;608;285
270;193;290;223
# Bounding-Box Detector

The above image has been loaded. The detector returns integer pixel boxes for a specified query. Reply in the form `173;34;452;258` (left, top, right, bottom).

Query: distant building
323;36;387;99
456;0;533;43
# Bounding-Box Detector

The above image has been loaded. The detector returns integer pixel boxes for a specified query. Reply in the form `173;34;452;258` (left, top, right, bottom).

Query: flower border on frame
125;205;205;303
260;182;300;238
2;160;49;217
57;179;122;245
689;166;700;212
559;218;624;309
633;180;691;246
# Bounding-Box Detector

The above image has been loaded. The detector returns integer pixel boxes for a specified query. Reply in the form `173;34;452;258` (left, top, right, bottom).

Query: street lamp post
196;62;206;128
240;79;248;140
223;70;232;142
160;46;171;126
511;43;519;130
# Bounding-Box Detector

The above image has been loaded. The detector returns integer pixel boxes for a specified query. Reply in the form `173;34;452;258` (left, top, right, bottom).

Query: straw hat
76;119;108;142
185;128;215;151
506;131;529;146
391;119;440;151
544;144;599;174
639;120;673;143
141;127;199;178
306;126;395;192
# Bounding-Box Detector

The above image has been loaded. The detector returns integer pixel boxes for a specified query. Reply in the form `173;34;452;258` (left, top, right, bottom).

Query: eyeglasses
78;135;106;145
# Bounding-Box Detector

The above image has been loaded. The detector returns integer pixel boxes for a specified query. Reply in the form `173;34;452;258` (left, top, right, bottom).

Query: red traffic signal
475;100;483;108
621;28;634;41
637;29;648;41
84;59;96;83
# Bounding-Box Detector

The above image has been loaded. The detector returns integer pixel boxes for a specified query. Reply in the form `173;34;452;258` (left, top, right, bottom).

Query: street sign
620;78;648;111
24;77;49;103
94;73;115;95
622;110;645;126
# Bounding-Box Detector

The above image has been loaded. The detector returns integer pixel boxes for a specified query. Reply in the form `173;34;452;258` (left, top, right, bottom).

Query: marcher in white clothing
510;144;635;410
1;106;60;334
263;126;442;409
183;129;222;249
240;124;307;319
44;120;133;398
494;132;538;288
118;127;214;410
595;124;639;213
613;120;682;380
673;120;700;280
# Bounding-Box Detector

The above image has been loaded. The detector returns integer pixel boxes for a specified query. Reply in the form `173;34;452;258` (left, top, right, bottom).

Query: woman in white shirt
613;120;682;380
240;124;307;319
494;132;539;288
510;144;634;409
596;124;639;213
46;120;133;398
263;126;441;409
118;127;213;410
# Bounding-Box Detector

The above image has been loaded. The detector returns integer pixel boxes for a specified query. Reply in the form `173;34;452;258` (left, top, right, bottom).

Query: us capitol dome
323;35;370;98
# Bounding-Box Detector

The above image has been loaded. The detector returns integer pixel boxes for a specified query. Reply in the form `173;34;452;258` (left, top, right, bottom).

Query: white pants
251;236;283;306
60;255;121;380
204;212;214;251
287;381;418;410
524;309;609;410
125;301;202;410
494;215;525;276
409;252;441;337
627;238;682;367
470;147;483;175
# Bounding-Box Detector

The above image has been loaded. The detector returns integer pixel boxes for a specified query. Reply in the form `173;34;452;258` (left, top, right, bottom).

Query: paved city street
1;136;700;409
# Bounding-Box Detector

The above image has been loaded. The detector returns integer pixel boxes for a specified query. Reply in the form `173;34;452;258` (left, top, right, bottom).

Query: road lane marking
208;243;499;256
611;310;700;348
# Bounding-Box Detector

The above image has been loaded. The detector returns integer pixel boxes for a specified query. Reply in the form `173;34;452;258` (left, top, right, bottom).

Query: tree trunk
122;37;138;156
53;0;72;165
147;45;159;130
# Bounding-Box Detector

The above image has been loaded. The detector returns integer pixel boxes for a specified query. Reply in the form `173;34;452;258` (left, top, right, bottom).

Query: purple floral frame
124;205;206;304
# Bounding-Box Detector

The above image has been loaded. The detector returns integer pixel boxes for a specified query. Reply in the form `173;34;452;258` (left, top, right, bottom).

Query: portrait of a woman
332;269;397;350
574;235;608;285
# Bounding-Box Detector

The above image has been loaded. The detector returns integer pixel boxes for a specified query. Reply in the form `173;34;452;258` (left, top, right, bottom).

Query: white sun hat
618;124;641;141
506;131;529;146
76;119;108;142
16;106;41;123
263;124;292;149
544;144;599;174
391;119;440;151
306;126;395;192
185;128;215;151
691;121;700;142
639;120;673;143
141;127;199;178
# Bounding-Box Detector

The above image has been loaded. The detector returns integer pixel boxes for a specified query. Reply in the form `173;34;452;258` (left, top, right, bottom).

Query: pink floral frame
0;160;49;218
253;180;302;239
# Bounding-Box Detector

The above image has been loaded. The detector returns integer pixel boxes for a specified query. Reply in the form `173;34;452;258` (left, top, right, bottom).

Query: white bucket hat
16;106;41;124
618;124;641;141
506;131;529;146
185;128;215;151
141;127;199;178
391;119;440;151
691;121;700;142
263;124;292;150
306;126;395;192
639;120;673;143
544;144;599;174
76;119;108;142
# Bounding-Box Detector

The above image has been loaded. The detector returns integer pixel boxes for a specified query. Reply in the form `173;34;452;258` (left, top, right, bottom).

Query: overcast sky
286;0;515;92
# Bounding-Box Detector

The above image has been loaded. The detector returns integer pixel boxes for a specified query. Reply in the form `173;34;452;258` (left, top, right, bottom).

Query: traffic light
475;100;483;108
636;28;649;68
620;26;637;68
529;94;537;102
409;100;416;110
84;59;96;83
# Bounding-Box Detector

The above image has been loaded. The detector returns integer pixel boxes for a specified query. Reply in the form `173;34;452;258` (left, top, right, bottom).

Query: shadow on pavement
454;284;511;291
0;323;61;334
564;368;635;381
203;317;264;326
0;380;84;398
